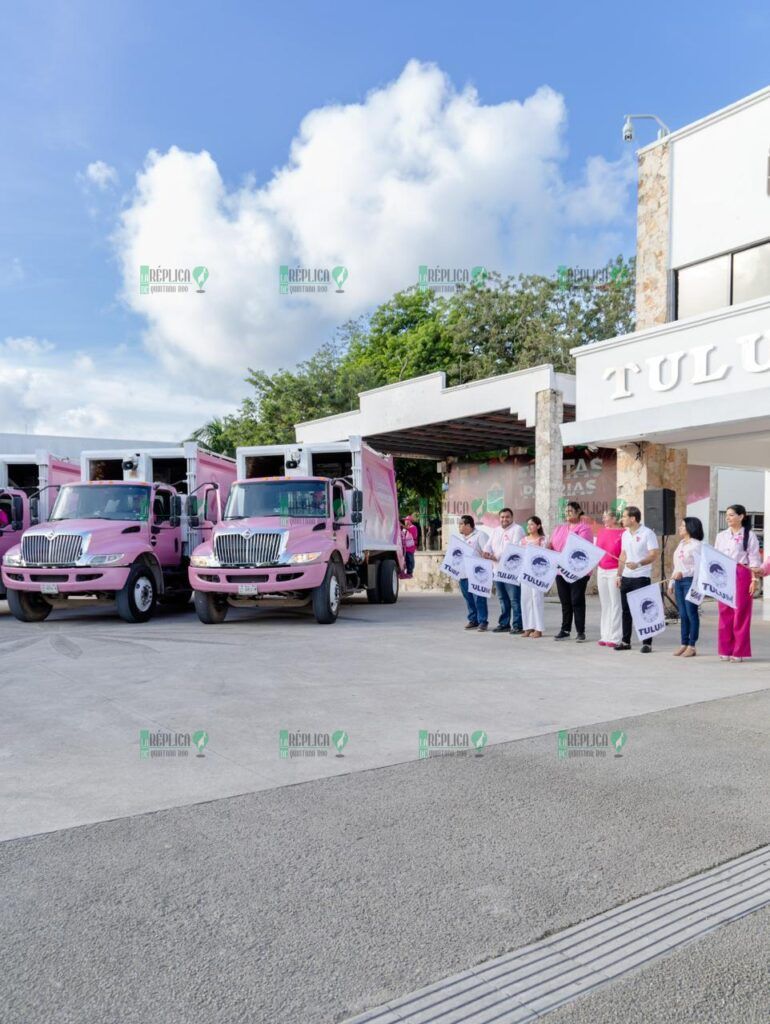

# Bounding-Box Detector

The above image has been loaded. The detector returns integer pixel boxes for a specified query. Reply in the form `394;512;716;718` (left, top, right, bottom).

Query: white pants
521;584;544;632
597;566;622;643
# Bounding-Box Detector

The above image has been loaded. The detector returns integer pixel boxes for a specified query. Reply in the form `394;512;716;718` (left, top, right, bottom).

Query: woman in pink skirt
713;504;761;662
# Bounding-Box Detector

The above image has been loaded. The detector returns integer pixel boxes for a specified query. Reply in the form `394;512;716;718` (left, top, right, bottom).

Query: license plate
41;583;59;596
237;583;260;596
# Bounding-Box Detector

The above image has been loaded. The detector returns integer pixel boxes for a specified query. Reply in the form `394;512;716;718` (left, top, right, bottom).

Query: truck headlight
3;551;24;567
81;553;126;566
191;553;220;568
289;551;323;564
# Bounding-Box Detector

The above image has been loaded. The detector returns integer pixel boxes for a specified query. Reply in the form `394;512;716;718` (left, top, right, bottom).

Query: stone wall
636;141;670;330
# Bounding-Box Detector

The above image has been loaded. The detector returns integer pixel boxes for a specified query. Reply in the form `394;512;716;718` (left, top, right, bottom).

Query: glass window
51;485;150;522
676;255;731;319
732;243;770;305
224;481;328;520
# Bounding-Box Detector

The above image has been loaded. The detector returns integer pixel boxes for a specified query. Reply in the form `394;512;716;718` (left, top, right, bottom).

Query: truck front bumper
1;565;131;595
189;562;327;594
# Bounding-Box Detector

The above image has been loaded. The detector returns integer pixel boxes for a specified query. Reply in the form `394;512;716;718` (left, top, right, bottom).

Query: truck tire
366;579;382;604
7;589;52;622
194;591;229;624
116;566;157;623
378;558;399;604
313;562;343;624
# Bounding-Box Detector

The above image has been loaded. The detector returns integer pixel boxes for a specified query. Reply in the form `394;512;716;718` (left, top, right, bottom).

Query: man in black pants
615;505;659;653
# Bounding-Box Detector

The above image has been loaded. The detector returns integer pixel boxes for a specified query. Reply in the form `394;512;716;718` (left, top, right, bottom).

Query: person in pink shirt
714;504;761;661
596;508;624;647
548;501;594;642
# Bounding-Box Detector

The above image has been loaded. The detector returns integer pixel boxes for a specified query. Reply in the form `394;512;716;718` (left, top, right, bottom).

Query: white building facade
562;85;770;556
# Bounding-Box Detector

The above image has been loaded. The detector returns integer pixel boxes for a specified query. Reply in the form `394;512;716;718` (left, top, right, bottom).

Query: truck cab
189;438;404;625
2;444;235;623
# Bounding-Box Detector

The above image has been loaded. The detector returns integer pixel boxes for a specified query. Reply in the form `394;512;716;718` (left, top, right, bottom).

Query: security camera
122;458;138;471
622;117;634;143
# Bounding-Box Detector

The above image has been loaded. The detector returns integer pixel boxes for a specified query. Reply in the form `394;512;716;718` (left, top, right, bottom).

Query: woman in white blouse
713;504;761;662
668;517;703;658
519;516;546;638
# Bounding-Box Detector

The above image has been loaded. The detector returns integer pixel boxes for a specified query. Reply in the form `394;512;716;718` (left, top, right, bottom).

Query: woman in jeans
668;517;703;658
548;501;593;642
596;508;623;647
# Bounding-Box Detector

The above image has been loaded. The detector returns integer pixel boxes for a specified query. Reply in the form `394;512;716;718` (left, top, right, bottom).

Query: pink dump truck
189;437;404;624
2;443;235;623
0;451;80;600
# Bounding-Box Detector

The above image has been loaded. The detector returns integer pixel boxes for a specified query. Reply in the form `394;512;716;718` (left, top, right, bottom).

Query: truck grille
22;533;83;566
214;532;282;567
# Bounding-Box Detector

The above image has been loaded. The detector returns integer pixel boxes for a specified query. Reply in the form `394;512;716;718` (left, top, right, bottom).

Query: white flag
520;544;561;593
627;582;666;642
465;556;494;597
557;532;604;583
439;535;475;581
696;543;737;608
493;543;524;586
685;556;705;606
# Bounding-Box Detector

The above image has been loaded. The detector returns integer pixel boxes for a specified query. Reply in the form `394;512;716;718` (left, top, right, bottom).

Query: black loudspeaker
644;488;676;536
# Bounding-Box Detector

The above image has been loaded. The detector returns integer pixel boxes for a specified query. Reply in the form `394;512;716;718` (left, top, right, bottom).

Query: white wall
671;90;770;268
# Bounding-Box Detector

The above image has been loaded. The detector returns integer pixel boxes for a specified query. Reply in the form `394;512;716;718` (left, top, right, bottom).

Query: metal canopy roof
365;406;576;459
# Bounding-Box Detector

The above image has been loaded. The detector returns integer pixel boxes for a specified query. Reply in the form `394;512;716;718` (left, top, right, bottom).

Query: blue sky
1;0;769;437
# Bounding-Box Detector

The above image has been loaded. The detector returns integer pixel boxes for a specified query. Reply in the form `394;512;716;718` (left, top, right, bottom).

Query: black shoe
492;625;509;633
477;623;488;632
554;631;570;641
614;642;631;651
640;643;652;653
510;627;524;635
576;633;587;643
464;622;479;630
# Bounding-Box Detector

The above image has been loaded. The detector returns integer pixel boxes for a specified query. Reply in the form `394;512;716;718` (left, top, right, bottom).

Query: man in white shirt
482;507;525;634
615;505;659;653
457;514;489;631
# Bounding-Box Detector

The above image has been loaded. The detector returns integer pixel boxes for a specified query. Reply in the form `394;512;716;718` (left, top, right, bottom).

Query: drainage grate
344;845;770;1023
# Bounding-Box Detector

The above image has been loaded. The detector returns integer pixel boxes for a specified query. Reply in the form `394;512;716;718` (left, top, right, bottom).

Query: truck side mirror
351;489;363;524
187;495;200;528
11;494;24;530
170;495;182;528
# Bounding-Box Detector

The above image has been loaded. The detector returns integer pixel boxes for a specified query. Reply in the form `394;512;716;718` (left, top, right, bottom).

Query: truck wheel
313;562;342;624
378;558;399;604
116;567;157;623
194;591;229;624
366;563;382;604
7;589;52;622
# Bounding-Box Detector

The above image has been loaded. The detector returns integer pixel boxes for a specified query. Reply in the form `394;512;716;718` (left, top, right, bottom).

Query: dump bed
0;451;80;520
235;436;401;555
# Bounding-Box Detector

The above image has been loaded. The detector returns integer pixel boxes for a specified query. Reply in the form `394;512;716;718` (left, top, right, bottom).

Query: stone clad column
616;442;687;581
535;389;563;538
636;140;671;329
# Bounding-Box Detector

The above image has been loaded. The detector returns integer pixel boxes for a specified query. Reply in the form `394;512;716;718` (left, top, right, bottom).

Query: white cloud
1;336;55;356
5;63;636;439
82;160;119;191
115;61;635;395
0;347;222;440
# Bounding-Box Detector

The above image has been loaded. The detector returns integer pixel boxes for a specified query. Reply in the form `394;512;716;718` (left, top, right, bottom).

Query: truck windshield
225;481;327;519
50;485;151;522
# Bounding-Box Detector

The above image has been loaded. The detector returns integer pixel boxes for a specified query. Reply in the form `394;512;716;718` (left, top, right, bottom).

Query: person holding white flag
714;504;761;662
615;505;659;653
456;515;490;632
482;507;525;635
518;516;546;638
668;517;703;658
548;501;593;643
